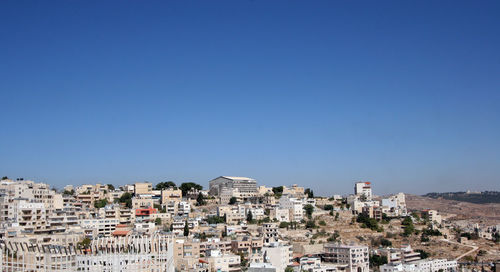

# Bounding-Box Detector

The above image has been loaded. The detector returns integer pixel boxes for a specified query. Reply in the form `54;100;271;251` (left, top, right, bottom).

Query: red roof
136;207;158;216
112;230;130;236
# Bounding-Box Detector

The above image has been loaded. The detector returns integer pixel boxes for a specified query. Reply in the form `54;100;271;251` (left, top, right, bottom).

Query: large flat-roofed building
323;243;369;272
134;182;153;195
209;176;257;196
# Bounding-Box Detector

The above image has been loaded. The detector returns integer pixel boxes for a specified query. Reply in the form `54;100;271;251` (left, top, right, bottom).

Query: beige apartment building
231;236;263;255
200;238;233;255
161;187;183;203
134;182;153;195
205;249;241;272
132;195;155;209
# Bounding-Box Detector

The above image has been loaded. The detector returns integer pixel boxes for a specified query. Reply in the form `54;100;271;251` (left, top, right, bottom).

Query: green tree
63;189;75;196
238;252;248;268
206;215;226;224
179;182;203;196
107;184;115;191
94;198;108;209
155;181;177;190
380;238;392;247
247;210;253;222
357;213;381;231
370;254;388;268
324;204;334;211
401;216;415;236
1;176;8;180
402;216;413;226
305;188;314;198
415;249;430;259
279;222;290;229
305;220;316;229
382;213;391;222
319;220;326;226
423;227;442;236
183;220;190;236
303;204;314;219
78;237;92;248
493;232;499;243
285;267;294;272
327;231;340;242
229;197;238;205
196;193;206;206
155;218;162;225
272;186;284;198
118;192;133;208
403;224;415;236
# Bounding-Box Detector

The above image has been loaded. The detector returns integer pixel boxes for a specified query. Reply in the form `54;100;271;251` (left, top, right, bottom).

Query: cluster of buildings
373;245;457;272
0;176;474;272
347;182;407;220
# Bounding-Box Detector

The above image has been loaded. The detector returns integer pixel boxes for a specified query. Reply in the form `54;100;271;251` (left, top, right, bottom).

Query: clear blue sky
1;1;499;195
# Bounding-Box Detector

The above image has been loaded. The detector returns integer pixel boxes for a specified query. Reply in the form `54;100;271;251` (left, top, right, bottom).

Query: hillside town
0;176;498;271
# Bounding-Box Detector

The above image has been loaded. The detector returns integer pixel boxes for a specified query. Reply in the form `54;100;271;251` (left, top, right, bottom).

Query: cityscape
1;1;499;271
0;176;498;271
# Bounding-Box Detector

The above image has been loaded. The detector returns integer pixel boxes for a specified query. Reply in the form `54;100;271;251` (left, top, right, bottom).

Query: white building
381;193;407;217
271;207;290;222
209;176;257;196
0;235;175;272
279;195;304;222
354;182;372;201
178;201;191;216
300;256;347;272
205;249;241;272
380;259;457;272
249;262;277;272
3;199;48;235
262;242;293;272
323;243;369;272
80;218;119;237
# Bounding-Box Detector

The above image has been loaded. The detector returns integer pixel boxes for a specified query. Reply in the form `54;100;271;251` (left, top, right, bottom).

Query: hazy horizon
1;1;499;195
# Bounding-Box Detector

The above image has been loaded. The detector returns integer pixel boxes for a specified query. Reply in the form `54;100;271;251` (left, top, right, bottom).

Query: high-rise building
354;182;372;200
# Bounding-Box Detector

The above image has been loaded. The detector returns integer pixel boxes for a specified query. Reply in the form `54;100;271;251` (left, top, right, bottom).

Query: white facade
262;242;293;272
354;182;372;200
323;244;369;272
80;218;119;237
0;235;175;272
279;195;304;222
272;207;290;222
209;176;257;196
381;193;407;217
380;259;457;272
206;249;241;272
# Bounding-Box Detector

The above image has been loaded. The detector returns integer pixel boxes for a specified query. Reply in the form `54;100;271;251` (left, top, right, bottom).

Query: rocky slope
406;194;500;224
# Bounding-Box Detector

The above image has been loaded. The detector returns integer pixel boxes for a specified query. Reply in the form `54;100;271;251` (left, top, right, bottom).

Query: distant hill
406;194;500;224
423;191;500;204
